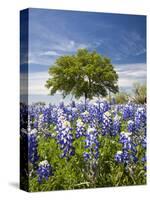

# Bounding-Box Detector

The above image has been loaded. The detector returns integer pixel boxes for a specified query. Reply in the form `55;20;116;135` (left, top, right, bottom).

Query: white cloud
39;51;60;56
29;72;49;95
28;71;61;95
28;52;55;66
50;39;90;52
28;39;93;66
118;31;146;58
115;63;146;88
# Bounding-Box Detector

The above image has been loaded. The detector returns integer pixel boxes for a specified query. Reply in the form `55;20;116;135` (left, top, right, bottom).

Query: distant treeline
112;82;146;104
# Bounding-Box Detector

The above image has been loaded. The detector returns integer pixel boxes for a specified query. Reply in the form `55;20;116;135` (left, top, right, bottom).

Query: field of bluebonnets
21;99;146;191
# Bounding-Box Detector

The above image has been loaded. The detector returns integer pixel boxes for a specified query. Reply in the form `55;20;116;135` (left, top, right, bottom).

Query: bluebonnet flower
115;150;130;164
37;160;53;183
83;126;100;161
120;132;132;150
38;114;44;131
57;108;67;119
31;110;44;131
62;106;72;120
87;104;102;126
76;102;86;113
56;113;74;158
64;106;78;121
43;106;53;124
97;100;110;113
112;115;121;136
81;110;91;123
83;152;91;161
135;107;146;130
96;109;103;124
115;132;138;164
88;105;96;119
121;151;130;163
51;107;58;124
122;104;134;120
71;107;79;120
76;118;86;138
115;151;124;163
102;111;112;135
127;120;135;133
28;106;43;130
28;129;39;164
115;104;122;113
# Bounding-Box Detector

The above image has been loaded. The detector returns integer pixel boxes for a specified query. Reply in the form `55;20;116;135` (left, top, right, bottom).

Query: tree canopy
45;48;119;101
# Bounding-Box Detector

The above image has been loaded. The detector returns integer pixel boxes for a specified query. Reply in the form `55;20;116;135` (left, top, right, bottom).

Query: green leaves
46;48;119;100
28;129;146;191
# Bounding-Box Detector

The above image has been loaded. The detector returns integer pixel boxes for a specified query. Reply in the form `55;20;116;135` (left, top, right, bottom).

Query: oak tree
46;49;119;103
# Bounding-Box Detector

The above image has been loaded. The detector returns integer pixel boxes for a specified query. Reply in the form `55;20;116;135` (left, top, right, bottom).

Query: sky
21;8;146;104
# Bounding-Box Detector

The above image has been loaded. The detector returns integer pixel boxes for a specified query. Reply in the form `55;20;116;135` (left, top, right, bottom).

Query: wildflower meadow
20;100;146;191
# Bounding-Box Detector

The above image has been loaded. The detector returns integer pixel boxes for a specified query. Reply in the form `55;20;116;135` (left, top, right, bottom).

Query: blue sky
21;8;146;104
